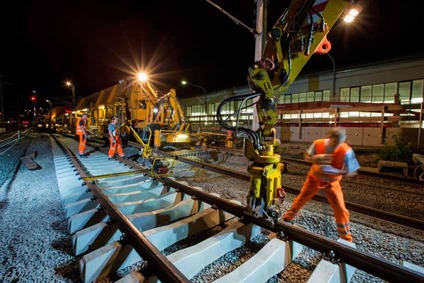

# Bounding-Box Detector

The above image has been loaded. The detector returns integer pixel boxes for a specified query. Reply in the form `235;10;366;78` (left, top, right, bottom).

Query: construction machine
127;73;191;149
127;124;176;177
216;0;361;221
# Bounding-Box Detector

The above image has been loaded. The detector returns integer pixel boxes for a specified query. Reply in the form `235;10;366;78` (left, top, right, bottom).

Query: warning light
31;96;37;102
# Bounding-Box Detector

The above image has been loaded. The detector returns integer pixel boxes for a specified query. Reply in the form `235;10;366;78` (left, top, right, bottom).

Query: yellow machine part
240;0;354;220
247;161;285;214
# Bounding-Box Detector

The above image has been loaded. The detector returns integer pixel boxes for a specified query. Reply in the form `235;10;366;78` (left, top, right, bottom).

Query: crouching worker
283;127;360;242
108;116;125;159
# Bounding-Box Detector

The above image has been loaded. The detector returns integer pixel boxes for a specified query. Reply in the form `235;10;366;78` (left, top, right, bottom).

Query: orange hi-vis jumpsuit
76;118;87;155
284;139;359;242
108;123;124;158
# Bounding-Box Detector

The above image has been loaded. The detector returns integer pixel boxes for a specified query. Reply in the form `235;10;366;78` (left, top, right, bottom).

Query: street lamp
66;81;76;104
46;99;53;109
181;80;207;113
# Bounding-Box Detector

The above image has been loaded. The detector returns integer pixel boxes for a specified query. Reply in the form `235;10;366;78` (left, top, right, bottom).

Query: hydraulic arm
217;0;358;220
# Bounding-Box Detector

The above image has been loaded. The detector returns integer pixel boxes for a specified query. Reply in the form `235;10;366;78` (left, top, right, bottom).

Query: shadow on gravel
51;235;74;255
54;258;81;282
0;199;8;210
51;219;69;234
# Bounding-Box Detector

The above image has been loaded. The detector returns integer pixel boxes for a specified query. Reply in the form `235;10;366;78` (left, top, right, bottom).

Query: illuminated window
372;84;385;102
340;88;350;102
397;82;410;104
306;91;315;102
360;86;371;103
385;82;398;103
411;80;423;103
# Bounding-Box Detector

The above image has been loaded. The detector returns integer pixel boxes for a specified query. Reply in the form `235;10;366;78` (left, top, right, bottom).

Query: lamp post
66;81;76;104
327;53;336;97
46;99;53;109
31;90;37;119
181;80;207;113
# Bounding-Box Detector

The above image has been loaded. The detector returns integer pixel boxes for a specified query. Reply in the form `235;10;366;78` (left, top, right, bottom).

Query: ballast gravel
0;132;423;283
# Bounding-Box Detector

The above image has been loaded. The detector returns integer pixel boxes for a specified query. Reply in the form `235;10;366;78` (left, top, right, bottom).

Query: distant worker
283;127;360;242
108;116;125;159
225;130;234;148
76;113;90;157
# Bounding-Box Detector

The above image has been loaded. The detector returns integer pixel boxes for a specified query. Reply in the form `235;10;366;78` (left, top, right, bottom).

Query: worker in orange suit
76;113;89;157
283;127;360;242
108;116;125;159
225;130;234;148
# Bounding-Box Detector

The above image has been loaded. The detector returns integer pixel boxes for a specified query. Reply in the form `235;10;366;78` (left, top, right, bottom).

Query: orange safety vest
309;139;351;182
76;118;86;135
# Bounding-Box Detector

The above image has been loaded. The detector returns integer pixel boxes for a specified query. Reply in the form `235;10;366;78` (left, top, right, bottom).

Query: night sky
0;0;423;119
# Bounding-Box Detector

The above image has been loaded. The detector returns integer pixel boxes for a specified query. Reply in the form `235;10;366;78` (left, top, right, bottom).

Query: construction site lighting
177;133;189;139
137;72;148;82
343;2;361;23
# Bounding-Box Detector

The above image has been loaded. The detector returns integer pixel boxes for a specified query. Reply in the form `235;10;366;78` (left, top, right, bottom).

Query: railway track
123;140;424;231
205;145;423;184
50;134;424;283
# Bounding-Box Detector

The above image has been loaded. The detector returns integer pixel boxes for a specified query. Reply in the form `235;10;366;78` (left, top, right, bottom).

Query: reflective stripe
76;118;86;135
337;222;350;235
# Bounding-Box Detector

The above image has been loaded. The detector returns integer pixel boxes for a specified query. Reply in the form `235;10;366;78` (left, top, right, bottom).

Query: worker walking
283;127;360;242
108;116;125;159
76;113;89;157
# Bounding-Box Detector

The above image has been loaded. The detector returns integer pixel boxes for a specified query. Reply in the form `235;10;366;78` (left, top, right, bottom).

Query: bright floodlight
343;3;361;23
137;72;148;82
181;80;188;85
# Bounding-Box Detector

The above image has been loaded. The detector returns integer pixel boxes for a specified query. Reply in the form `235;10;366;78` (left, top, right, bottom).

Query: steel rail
51;135;191;283
126;141;424;231
155;176;424;283
57;135;423;282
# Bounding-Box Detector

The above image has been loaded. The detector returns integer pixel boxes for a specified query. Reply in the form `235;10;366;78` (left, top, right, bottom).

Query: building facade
179;56;424;149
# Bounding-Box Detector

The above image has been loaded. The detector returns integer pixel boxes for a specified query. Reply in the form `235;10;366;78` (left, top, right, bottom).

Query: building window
384;82;398;103
398;81;411;104
351;87;360;102
323;90;330;101
412;79;423;103
372;84;385;103
291;93;299;103
360;86;372;103
306;91;315;102
340;88;350;102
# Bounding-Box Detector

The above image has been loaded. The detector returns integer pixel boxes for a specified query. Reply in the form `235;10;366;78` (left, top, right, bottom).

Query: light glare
137;72;148;82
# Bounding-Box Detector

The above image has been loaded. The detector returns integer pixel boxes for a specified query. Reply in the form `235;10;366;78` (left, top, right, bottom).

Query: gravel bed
0;133;423;283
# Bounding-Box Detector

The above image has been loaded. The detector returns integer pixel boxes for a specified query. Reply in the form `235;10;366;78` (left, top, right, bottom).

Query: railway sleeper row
50;135;423;283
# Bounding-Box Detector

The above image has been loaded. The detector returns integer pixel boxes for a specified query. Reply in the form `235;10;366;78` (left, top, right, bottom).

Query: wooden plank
20;152;41;170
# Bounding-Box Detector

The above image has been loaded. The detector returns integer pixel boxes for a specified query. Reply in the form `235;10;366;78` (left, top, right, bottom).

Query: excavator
127;72;191;149
123;73;190;175
216;0;361;221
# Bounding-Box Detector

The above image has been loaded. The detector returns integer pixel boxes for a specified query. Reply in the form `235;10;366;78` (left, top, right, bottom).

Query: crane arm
216;0;359;221
248;0;351;131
